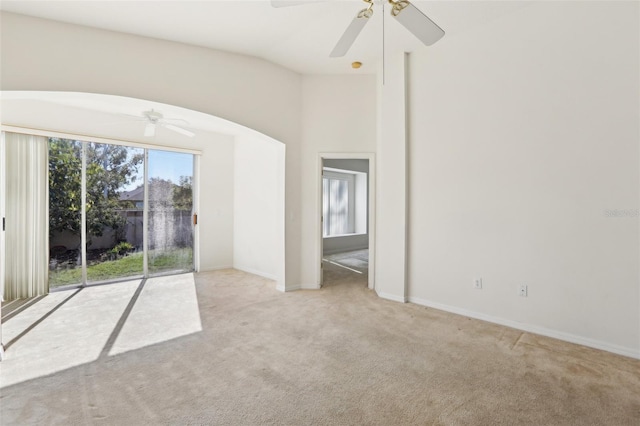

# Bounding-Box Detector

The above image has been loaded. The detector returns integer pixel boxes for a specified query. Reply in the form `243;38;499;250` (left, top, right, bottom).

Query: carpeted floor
1;268;639;425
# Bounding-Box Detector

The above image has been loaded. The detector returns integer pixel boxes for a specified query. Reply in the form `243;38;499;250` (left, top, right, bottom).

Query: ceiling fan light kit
144;122;156;137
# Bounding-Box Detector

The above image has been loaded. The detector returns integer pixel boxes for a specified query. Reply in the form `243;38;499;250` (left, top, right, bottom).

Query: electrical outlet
519;284;528;297
474;278;482;289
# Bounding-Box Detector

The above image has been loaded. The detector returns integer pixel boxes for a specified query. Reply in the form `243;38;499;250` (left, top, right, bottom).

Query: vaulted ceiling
0;0;534;75
0;1;535;140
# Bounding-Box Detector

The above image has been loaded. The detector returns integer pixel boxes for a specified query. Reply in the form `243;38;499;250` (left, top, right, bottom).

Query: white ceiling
0;1;535;143
0;0;535;75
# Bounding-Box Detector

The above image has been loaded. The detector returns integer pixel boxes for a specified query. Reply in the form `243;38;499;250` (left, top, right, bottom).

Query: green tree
49;138;144;243
49;139;82;235
148;177;176;209
173;176;193;211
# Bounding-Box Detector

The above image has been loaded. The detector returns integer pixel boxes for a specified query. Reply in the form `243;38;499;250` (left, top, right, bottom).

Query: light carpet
1;268;639;425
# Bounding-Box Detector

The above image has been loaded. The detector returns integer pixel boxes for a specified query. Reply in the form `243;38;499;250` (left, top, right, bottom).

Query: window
323;170;356;237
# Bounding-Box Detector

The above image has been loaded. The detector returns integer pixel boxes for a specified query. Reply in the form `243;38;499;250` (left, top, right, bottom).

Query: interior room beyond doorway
321;158;370;287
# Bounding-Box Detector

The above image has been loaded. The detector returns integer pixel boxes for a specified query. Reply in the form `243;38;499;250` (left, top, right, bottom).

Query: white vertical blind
3;132;49;301
323;176;351;237
0;133;5;301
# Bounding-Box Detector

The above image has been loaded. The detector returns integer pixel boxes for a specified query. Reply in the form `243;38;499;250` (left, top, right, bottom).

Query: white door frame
318;153;376;290
0;132;5;359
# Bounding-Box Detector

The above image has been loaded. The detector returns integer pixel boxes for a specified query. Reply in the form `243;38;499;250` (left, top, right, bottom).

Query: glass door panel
147;150;194;275
85;143;144;283
48;138;83;288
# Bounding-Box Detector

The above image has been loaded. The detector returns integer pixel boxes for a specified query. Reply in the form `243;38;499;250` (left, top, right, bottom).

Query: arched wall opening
0;91;286;289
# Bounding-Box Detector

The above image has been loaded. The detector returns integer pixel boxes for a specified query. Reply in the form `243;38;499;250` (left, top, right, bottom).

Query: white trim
0;344;5;361
192;154;201;272
376;290;408;303
300;283;321;290
142;150;149;277
198;265;234;272
280;284;302;292
323;232;367;239
318;153;376;291
1;125;202;155
80;143;88;284
0;132;5;302
408;296;640;360
233;265;279;282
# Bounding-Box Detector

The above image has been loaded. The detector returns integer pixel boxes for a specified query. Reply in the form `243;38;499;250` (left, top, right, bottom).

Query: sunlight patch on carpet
108;274;202;356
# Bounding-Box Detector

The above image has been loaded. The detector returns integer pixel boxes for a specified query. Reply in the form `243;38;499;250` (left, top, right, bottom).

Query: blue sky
148;149;193;183
126;149;193;190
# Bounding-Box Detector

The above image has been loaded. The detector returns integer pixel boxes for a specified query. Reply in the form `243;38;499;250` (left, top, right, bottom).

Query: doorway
318;154;375;289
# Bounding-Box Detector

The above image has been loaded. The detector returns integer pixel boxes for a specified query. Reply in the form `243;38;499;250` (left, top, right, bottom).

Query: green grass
49;248;193;288
149;248;193;274
87;252;144;283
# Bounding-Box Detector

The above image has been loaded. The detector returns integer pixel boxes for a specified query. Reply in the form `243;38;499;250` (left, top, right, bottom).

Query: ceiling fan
271;0;445;57
140;109;195;138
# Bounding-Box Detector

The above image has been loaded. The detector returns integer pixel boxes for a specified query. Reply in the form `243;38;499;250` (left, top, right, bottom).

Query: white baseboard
323;245;369;256
300;283;321;290
198;265;233;272
277;283;319;291
287;285;302;292
408;296;640;360
233;265;278;282
376;290;407;303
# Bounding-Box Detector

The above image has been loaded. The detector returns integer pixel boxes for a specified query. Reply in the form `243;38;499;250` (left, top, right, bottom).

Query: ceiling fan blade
391;1;444;47
271;0;323;7
144;122;156;137
164;123;195;138
163;117;190;126
330;10;372;58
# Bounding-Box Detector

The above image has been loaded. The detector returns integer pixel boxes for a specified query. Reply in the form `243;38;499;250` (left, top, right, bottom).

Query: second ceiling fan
141;109;195;138
272;0;445;57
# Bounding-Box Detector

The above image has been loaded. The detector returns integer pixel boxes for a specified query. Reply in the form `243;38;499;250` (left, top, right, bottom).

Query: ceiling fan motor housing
144;109;163;123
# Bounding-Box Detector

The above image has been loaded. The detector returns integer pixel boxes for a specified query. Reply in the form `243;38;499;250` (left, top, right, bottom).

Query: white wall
199;136;235;271
406;2;639;357
0;12;302;287
375;52;409;303
300;75;377;289
233;135;286;286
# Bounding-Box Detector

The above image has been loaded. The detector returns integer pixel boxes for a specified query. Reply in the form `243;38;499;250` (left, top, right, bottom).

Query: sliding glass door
47;137;194;288
147;150;194;275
